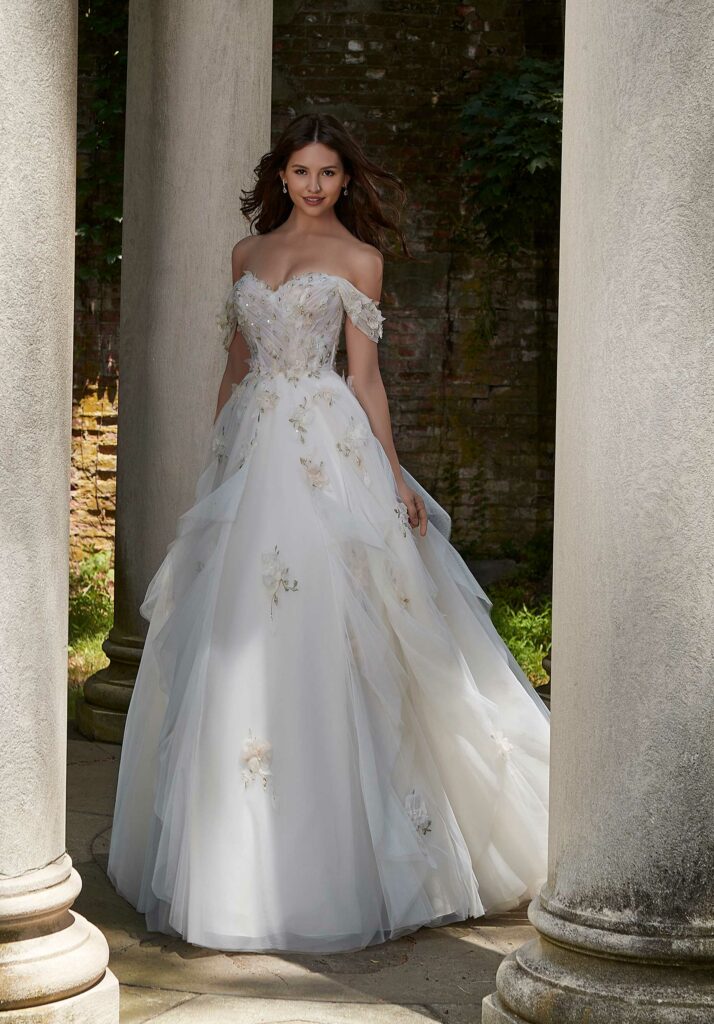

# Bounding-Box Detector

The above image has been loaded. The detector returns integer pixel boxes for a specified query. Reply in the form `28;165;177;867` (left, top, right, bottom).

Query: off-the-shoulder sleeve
336;278;385;343
216;285;239;351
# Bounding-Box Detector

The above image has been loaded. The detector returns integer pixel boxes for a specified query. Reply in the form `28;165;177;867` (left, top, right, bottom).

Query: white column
483;2;714;1021
77;0;274;741
0;1;119;1018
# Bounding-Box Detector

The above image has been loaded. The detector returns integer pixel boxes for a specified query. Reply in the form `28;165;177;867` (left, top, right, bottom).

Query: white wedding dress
107;268;550;953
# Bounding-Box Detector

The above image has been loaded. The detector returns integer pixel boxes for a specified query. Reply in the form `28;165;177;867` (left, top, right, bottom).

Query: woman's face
280;142;350;216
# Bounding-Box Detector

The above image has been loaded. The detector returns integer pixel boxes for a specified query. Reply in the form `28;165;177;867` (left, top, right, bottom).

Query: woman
107;112;549;954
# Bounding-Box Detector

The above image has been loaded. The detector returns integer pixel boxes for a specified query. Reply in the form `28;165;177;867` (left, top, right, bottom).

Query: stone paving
67;721;534;1023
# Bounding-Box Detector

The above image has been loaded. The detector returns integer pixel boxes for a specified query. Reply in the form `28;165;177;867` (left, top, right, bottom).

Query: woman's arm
213;242;254;424
346;250;428;535
213;334;252;424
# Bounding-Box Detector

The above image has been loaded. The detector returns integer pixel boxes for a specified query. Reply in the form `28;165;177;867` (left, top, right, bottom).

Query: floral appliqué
491;730;514;759
405;789;432;836
262;544;299;619
240;729;273;789
289;397;315;442
312;387;335;406
345;542;371;588
256;385;279;417
336;416;371;485
394;501;411;537
385;560;410;609
300;456;330;489
212;434;227;461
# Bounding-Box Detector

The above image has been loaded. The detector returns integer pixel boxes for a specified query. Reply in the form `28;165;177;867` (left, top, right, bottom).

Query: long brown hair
240;113;413;260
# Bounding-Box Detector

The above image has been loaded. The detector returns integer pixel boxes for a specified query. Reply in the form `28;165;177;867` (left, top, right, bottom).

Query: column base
482;993;522;1023
76;628;143;744
0;970;119;1023
74;700;127;744
0;855;117;1021
483;935;714;1024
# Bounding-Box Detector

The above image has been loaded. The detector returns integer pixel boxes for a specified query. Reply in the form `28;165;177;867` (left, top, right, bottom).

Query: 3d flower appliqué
289;397;315;443
405;789;432;836
336;416;371;485
394;501;411;537
491;730;514;759
312;387;335;406
240;729;273;789
262;544;299;619
211;435;227;461
257;386;279;417
300;456;329;489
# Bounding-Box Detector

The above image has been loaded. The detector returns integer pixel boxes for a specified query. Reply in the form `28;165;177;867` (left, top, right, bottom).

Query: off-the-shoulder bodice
217;270;385;381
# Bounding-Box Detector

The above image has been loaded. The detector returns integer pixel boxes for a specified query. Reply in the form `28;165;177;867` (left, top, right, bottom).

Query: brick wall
70;1;562;565
272;0;562;558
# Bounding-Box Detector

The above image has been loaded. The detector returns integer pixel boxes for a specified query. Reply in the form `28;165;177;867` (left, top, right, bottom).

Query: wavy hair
240;113;413;260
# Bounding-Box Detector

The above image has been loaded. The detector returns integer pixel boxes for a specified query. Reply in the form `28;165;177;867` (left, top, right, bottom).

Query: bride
107;112;550;954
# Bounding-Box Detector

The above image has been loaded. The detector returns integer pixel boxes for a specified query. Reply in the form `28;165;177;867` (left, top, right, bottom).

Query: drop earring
282;180;287;194
343;186;348;197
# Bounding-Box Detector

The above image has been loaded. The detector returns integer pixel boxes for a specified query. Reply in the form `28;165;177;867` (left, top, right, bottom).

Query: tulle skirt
106;366;549;953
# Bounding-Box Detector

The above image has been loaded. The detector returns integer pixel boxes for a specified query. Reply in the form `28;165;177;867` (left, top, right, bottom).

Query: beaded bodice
218;270;385;380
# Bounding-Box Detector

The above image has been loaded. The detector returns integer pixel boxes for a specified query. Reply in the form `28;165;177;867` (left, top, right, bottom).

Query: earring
343;186;348;196
282;180;287;193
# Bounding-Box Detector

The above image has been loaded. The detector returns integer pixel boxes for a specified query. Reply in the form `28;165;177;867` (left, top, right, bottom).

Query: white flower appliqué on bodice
219;271;385;379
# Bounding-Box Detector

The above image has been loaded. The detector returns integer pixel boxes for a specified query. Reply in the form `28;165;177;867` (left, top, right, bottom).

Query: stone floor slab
117;985;196;1024
67;809;113;865
141;993;443;1022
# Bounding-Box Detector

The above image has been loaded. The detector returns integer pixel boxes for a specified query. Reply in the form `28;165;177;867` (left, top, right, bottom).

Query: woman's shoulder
341;239;384;301
231;235;262;280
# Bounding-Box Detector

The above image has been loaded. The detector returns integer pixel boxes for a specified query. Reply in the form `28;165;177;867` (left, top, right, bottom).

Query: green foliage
491;596;552;687
68;549;114;645
75;1;129;288
459;56;564;256
486;527;553;686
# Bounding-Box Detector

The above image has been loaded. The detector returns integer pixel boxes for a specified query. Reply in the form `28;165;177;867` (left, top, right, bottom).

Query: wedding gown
106;268;550;954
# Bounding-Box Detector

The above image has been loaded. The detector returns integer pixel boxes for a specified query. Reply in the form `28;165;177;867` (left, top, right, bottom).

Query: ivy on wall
459;56;564;257
76;0;129;292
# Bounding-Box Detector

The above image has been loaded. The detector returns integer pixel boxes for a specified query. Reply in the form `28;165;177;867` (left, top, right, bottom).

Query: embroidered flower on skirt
300;456;330;489
240;729;273;789
257;386;280;417
385;559;410;608
312;387;336;406
405;788;432;835
336;416;371;485
289;397;315;443
211;435;227;461
394;501;411;537
262;544;299;619
491;730;514;759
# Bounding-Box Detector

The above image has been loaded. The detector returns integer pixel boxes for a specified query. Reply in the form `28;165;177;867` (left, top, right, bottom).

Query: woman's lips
303;196;324;205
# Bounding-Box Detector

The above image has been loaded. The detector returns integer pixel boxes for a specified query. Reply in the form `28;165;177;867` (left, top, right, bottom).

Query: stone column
0;2;119;1018
77;0;274;741
483;2;714;1021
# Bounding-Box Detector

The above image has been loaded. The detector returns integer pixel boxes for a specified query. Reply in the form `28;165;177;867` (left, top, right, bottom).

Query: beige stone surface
67;722;532;1022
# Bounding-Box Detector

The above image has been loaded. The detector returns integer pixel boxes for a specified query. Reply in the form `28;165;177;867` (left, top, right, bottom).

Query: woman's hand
396;479;428;536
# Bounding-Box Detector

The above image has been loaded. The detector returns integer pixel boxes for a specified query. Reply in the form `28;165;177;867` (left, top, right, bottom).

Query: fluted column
77;0;273;741
0;1;119;1018
483;2;714;1021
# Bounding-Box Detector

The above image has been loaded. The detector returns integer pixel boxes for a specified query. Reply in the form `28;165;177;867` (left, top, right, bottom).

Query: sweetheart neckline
233;269;381;306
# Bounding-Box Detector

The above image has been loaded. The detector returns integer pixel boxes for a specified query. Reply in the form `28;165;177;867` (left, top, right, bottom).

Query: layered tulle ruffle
107;367;549;953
